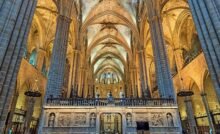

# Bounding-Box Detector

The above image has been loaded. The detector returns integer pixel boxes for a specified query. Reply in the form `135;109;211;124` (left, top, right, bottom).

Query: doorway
100;113;122;134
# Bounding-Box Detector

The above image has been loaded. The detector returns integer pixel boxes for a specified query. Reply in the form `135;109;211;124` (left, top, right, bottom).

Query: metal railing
46;98;176;107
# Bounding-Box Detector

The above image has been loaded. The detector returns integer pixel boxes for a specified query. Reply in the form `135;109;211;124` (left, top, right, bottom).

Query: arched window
29;49;37;66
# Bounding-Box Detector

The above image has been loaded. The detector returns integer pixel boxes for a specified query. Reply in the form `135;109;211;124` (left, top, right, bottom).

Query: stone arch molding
173;9;193;49
201;69;209;92
181;76;202;93
27;15;44;53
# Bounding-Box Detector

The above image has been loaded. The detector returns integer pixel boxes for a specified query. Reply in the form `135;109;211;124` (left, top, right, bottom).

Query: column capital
53;0;75;19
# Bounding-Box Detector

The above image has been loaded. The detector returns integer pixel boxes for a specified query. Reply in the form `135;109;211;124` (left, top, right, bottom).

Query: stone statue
166;112;174;126
48;113;55;127
126;113;132;126
90;113;96;127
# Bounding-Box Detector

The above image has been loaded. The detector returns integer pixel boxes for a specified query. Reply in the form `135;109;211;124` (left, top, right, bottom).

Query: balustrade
46;98;175;107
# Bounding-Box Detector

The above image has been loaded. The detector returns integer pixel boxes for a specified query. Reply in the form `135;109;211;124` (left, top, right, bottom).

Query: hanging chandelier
24;79;42;97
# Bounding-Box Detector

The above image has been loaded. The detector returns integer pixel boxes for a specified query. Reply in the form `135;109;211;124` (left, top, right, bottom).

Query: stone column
146;58;153;96
84;69;89;98
5;92;19;133
129;68;135;97
184;97;198;134
145;0;176;99
45;0;74;99
71;50;80;97
188;0;220;101
78;67;86;97
71;16;81;97
122;113;126;134
131;68;137;98
96;111;100;134
201;92;216;133
24;97;36;134
0;0;37;132
143;50;150;97
138;50;150;98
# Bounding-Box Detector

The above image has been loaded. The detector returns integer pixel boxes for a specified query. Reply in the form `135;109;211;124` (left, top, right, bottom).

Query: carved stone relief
73;113;87;126
134;111;177;128
57;113;72;127
150;112;164;127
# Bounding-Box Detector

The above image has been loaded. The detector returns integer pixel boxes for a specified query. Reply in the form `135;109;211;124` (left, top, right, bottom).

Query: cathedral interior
0;0;220;134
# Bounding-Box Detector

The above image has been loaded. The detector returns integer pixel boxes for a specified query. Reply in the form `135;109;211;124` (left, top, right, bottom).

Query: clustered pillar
145;0;176;99
24;97;36;134
138;50;150;98
201;92;216;133
0;0;38;132
188;0;220;101
45;0;74;99
38;1;74;133
184;97;198;134
71;50;80;97
5;92;19;132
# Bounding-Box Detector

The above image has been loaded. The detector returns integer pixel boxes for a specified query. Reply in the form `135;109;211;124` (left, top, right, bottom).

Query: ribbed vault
79;0;139;97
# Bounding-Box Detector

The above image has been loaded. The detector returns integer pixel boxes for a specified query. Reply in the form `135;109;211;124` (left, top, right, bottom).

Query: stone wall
39;106;182;134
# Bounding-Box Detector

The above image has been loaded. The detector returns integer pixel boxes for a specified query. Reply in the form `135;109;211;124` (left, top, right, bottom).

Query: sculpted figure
166;112;174;126
48;113;55;127
126;113;132;126
90;113;96;127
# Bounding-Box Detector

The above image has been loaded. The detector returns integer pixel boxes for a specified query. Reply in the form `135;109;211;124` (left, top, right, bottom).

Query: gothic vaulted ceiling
28;0;191;84
80;0;139;82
